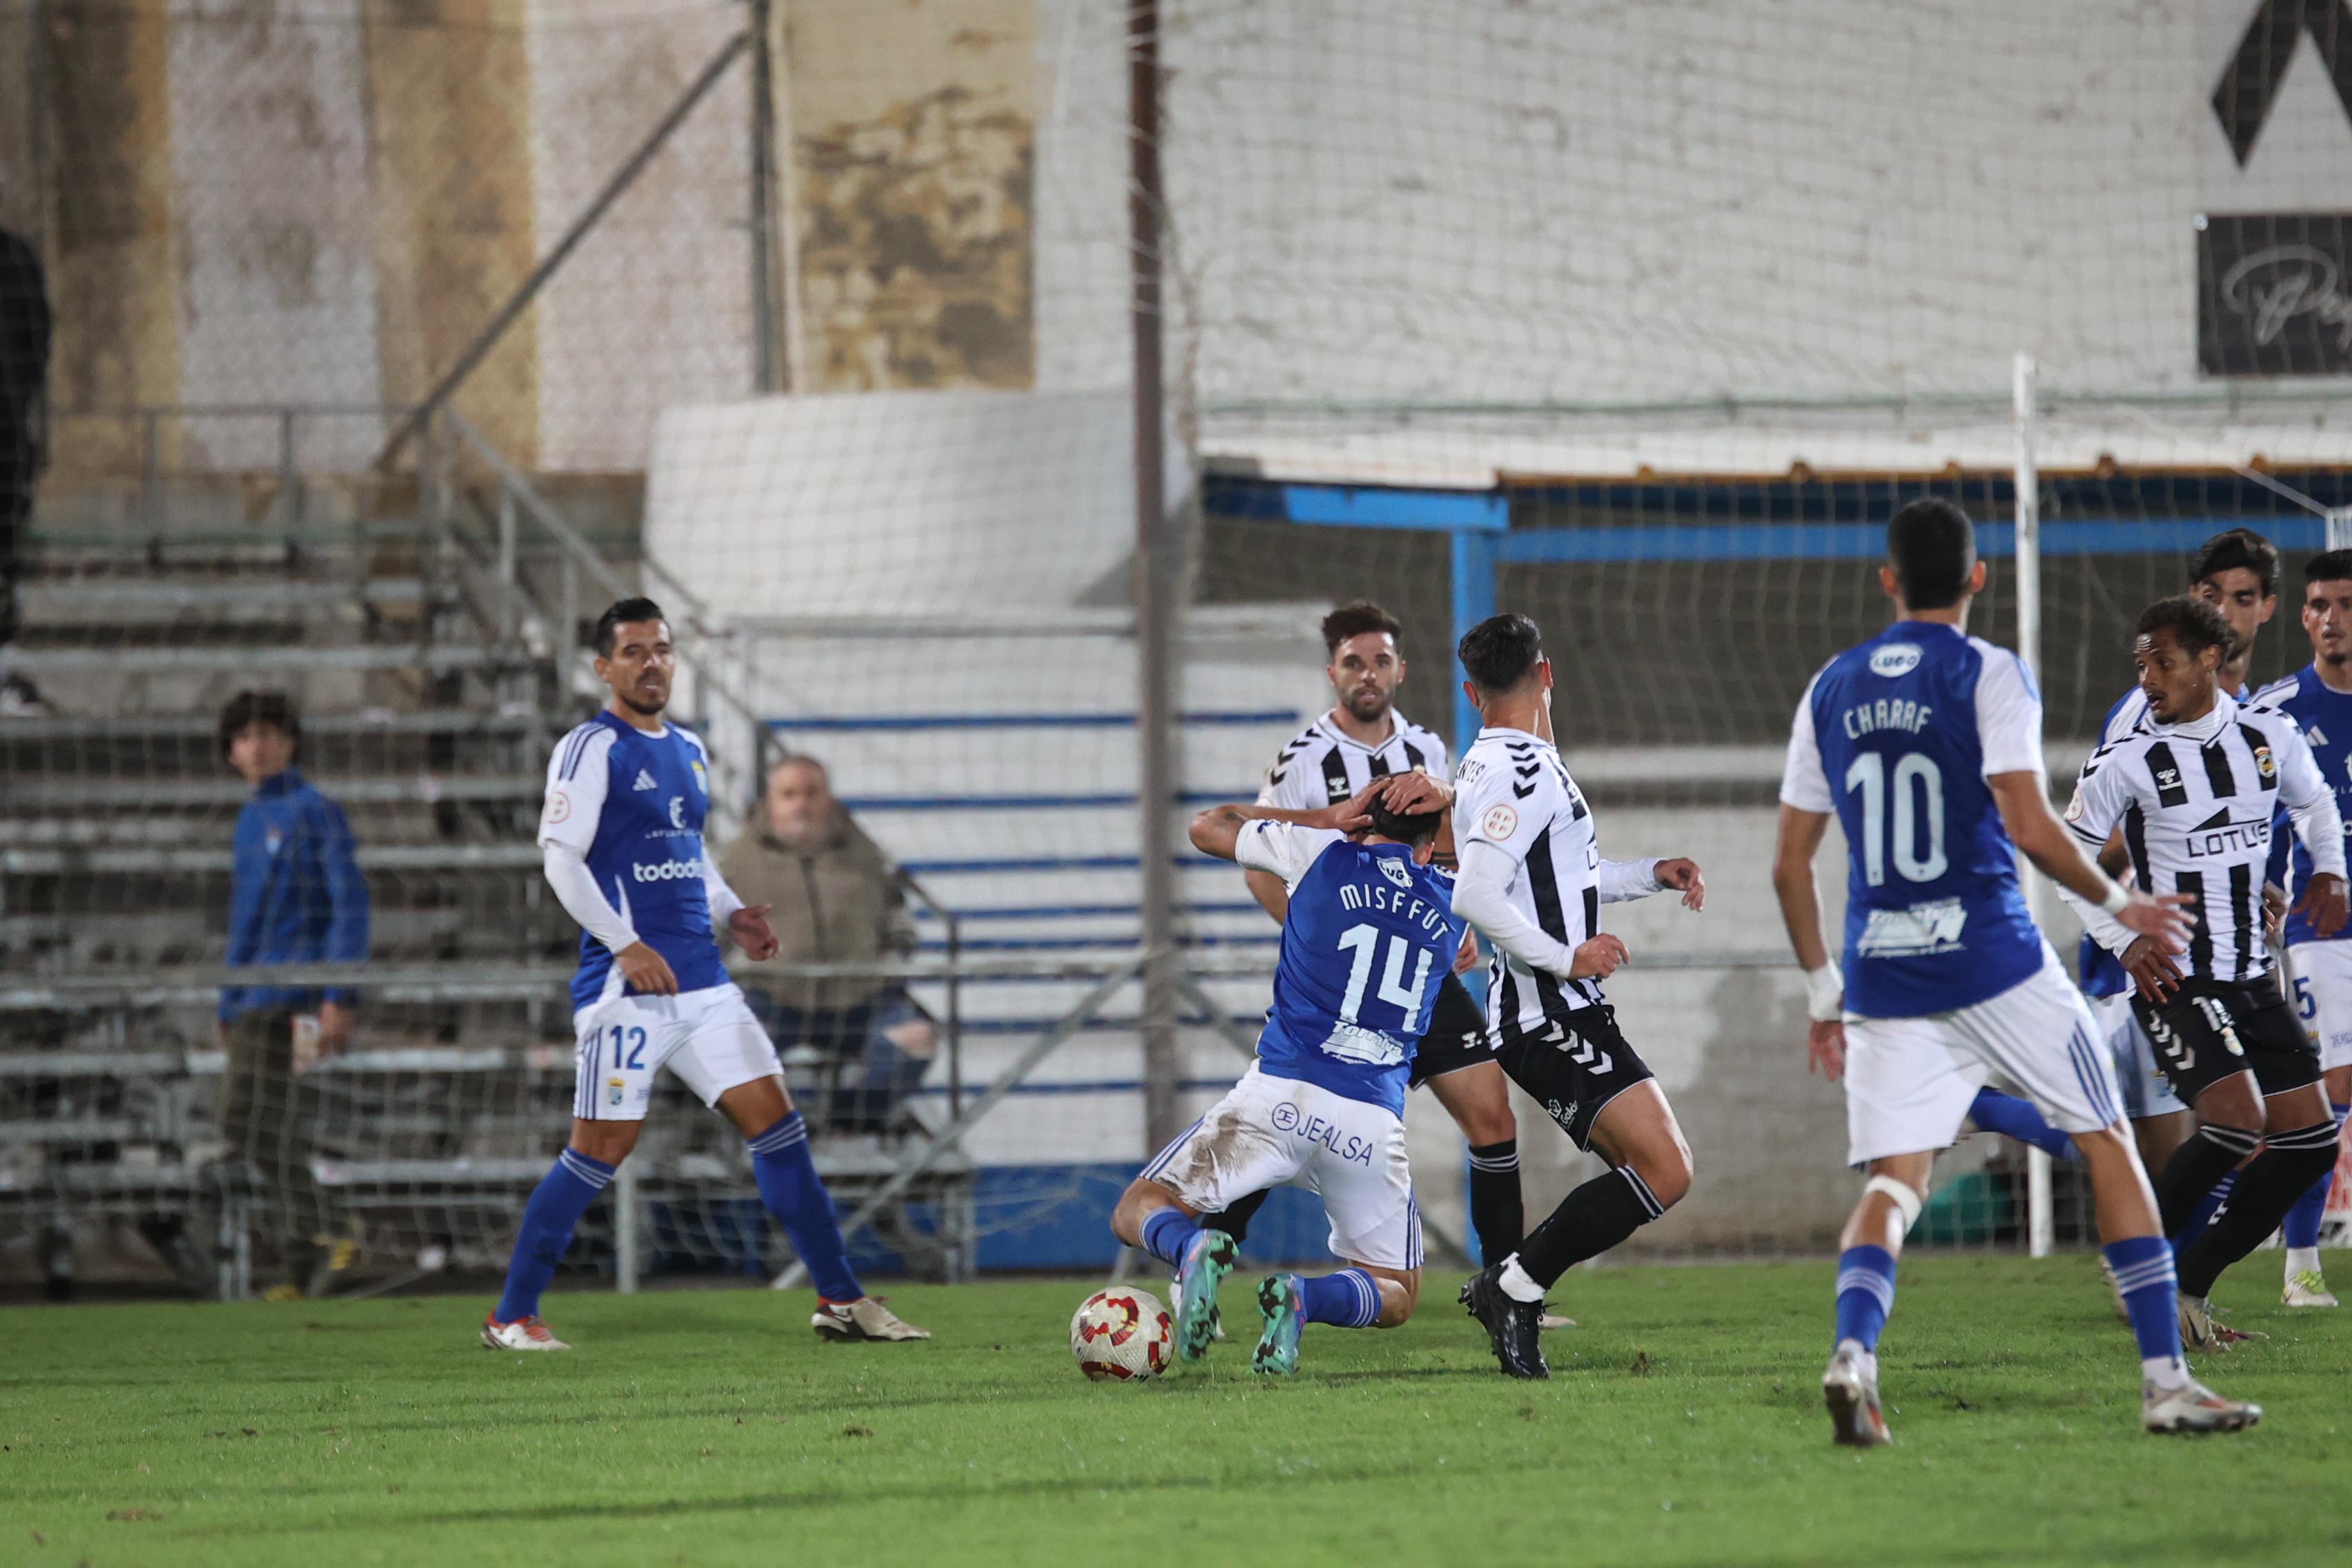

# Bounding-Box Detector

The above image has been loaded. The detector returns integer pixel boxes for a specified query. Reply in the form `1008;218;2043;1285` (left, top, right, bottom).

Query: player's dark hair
217;689;300;762
1885;498;1974;611
2136;594;2233;660
1322;601;1403;657
594;596;667;656
2306;549;2352;586
2188;527;2279;598
1457;613;1544;692
1364;796;1443;846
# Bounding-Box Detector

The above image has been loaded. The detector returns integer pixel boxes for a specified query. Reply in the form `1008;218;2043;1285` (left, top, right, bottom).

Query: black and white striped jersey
2062;692;2346;981
1453;725;1660;1034
1257;709;1450;811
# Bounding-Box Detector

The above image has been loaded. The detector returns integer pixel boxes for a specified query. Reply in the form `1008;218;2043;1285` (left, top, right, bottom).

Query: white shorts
2286;941;2352;1073
1140;1066;1422;1271
1843;945;2124;1166
2090;989;2184;1119
572;983;782;1121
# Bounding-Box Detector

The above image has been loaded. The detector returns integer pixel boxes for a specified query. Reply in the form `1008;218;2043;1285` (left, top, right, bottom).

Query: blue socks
2172;1172;2235;1253
496;1147;614;1323
1832;1245;1897;1353
2282;1104;2348;1253
1139;1206;1202;1269
747;1113;863;1302
1297;1268;1382;1328
2103;1235;2186;1386
1968;1089;2078;1163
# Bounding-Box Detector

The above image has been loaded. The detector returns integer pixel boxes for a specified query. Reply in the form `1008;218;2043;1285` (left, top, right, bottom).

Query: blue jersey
220;768;371;1022
538;712;729;1012
1781;622;2046;1019
2258;665;2352;946
1235;823;1467;1115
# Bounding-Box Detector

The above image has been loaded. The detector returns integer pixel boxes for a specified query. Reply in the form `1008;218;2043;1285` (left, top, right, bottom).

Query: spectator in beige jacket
721;755;935;1131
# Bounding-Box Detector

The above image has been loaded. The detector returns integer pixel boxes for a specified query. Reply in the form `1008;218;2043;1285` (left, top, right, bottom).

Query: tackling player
1111;778;1462;1375
482;599;927;1351
1447;614;1709;1379
2065;595;2349;1349
1217;602;1526;1274
1773;500;2255;1442
2255;551;2352;1308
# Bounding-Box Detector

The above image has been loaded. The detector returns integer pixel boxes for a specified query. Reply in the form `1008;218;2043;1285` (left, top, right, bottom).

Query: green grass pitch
8;1253;2351;1567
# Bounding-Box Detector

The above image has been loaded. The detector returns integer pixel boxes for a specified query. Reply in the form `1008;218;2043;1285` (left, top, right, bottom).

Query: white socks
1498;1256;1545;1303
2142;1355;2188;1392
1833;1337;1877;1383
2286;1246;2321;1278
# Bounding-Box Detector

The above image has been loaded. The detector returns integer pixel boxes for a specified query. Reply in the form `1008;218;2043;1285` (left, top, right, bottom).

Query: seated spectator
721;755;934;1133
217;691;370;1298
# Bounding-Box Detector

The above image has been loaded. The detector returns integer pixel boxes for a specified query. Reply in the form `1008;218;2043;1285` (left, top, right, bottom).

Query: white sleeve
1255;736;1322;810
543;842;640;954
2056;748;2139;957
538;726;614;855
1974;649;2046;778
1235;819;1338;886
1454;840;1580;977
1597;856;1663;903
703;858;745;925
1778;678;1832;812
2277;723;2350;880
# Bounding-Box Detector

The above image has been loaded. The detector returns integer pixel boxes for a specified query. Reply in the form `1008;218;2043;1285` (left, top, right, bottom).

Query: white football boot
2283;1268;2339;1308
2143;1378;2261;1433
481;1315;570;1351
1823;1342;1890;1447
812;1297;931;1341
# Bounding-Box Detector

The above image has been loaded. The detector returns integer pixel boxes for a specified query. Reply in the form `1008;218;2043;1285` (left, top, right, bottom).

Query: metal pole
748;0;782;393
614;1159;642;1293
2015;350;2055;1261
1130;0;1182;1155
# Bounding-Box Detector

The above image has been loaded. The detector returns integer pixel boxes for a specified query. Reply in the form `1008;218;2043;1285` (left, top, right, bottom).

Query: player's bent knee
1369;1268;1419;1327
568;1119;640;1166
1110;1178;1187;1245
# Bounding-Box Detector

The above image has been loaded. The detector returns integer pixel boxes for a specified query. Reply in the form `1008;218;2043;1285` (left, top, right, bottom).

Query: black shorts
1493;1001;1658;1151
1409;972;1496;1089
2133;976;2322;1105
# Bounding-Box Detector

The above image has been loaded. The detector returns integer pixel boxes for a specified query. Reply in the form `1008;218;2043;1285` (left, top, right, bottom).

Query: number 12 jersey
1780;621;2048;1019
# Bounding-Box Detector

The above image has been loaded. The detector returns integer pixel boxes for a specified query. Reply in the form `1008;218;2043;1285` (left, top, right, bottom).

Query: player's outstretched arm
1769;803;1845;1079
1186;783;1382;863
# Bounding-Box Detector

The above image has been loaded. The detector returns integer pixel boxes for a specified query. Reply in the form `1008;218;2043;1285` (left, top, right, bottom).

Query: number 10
1843;752;1948;886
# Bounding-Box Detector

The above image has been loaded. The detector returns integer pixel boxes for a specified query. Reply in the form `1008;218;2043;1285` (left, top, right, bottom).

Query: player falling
1772;500;2255;1442
2250;551;2352;1309
1211;603;1533;1293
482;598;927;1351
1447;614;1709;1379
2060;594;2346;1349
1110;778;1461;1375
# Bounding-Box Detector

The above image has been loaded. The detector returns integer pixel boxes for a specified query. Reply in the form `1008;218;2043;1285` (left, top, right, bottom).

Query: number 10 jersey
1780;620;2047;1019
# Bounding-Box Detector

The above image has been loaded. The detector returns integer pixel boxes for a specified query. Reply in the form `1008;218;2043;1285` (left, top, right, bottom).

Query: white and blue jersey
1233;821;1467;1117
2256;665;2352;948
1780;622;2048;1020
538;712;729;1012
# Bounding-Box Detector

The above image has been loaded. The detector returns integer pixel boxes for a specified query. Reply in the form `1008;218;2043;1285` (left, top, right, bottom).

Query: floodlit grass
7;1253;2351;1567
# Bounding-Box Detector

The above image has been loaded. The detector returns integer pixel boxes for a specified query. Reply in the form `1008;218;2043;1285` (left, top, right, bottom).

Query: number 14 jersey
1780;621;2047;1019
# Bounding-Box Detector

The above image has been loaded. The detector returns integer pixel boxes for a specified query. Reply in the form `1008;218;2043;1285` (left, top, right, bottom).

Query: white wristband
2097;881;2131;917
1805;963;1843;1023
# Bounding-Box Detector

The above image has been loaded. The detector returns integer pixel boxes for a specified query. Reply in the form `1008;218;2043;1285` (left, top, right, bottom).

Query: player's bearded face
600;622;674;716
2135;629;2215;723
1329;633;1402;722
2194;569;2272;665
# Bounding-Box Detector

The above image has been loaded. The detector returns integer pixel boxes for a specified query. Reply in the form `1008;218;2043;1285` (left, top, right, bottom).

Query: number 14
1336;923;1433;1023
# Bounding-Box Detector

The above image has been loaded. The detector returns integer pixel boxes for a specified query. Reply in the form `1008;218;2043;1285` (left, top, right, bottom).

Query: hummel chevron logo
633;770;658;791
1556;1035;1614;1075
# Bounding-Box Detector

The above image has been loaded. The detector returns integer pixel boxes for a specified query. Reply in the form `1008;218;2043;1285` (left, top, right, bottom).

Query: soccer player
1111;777;1462;1375
1448;613;1709;1380
1219;602;1526;1274
2064;594;2349;1349
482;598;927;1350
1970;529;2286;1249
2255;551;2352;1307
1773;500;2256;1442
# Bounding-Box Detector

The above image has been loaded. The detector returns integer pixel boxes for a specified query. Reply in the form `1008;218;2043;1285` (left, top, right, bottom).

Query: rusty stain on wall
789;0;1036;391
360;0;538;465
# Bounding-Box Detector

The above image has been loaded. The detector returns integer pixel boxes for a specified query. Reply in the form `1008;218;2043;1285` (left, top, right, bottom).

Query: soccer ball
1070;1287;1173;1382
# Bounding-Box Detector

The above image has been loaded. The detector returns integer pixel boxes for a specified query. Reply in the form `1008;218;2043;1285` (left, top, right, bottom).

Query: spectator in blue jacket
217;690;370;1298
